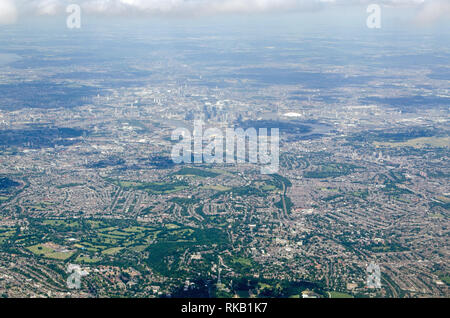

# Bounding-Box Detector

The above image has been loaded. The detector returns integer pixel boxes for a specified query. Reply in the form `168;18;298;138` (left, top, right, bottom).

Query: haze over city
0;0;448;300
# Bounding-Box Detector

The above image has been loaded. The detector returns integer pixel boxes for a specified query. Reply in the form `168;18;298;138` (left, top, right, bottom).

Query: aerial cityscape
0;0;448;299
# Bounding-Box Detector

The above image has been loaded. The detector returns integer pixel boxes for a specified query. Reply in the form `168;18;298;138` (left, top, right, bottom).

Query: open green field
328;291;353;298
27;243;75;260
438;275;450;285
102;247;124;255
202;185;231;191
175;167;220;178
109;179;189;194
232;257;252;267
261;185;277;191
165;223;180;230
75;254;102;263
43;219;79;228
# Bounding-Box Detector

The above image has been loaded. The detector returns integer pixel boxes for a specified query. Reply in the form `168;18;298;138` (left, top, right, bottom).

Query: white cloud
0;0;17;24
32;0;323;16
415;0;450;24
32;0;64;15
6;0;450;23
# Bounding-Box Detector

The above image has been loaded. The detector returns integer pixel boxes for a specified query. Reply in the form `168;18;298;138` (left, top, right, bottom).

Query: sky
0;0;449;25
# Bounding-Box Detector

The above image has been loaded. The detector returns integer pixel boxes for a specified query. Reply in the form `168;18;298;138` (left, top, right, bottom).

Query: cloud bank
0;0;449;24
26;0;326;16
414;0;450;25
0;0;17;24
